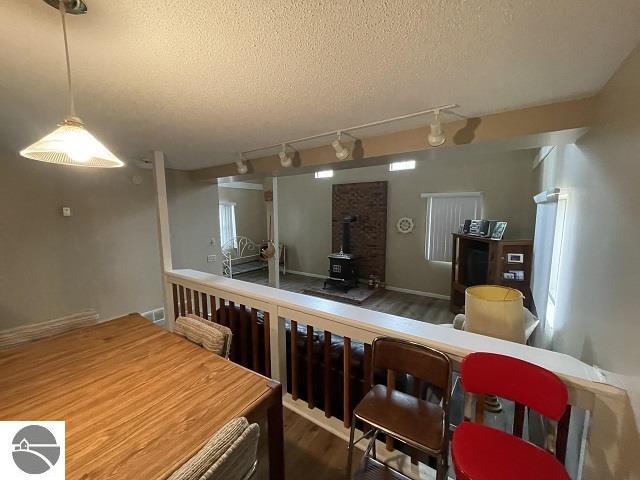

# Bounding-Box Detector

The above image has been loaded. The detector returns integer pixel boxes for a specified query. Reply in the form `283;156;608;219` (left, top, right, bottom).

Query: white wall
278;149;538;296
537;45;640;477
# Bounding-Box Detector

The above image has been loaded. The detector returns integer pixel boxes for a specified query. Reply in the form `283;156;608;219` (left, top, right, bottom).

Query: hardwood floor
256;408;361;480
236;270;455;325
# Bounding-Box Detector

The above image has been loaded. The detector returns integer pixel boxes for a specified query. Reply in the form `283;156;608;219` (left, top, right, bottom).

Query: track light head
279;144;293;167
427;111;446;147
236;155;248;174
331;132;351;160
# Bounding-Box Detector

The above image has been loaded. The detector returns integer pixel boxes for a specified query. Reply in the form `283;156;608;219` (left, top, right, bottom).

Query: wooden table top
0;314;274;479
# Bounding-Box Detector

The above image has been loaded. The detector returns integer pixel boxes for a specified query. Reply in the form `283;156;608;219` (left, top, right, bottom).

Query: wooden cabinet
450;233;534;314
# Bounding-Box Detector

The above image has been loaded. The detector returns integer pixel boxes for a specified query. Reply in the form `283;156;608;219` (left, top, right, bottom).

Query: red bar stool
452;352;571;480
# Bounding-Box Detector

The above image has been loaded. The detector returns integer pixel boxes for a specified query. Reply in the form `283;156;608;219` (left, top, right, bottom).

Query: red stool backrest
461;352;568;421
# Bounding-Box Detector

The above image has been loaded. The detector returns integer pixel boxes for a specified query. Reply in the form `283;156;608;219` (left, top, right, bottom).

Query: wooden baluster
171;284;179;320
239;305;248;367
306;325;314;409
263;312;271;378
193;290;200;316
201;293;208;321
363;343;372;394
323;330;332;418
386;369;396;451
513;402;525;438
251;309;260;372
228;301;238;361
343;336;352;428
209;295;218;323
475;394;485;424
178;286;186;316
291;321;299;400
185;288;193;314
218;300;227;327
556;405;571;464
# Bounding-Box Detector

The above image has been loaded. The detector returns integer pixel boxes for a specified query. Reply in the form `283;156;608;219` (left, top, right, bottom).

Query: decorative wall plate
396;216;415;234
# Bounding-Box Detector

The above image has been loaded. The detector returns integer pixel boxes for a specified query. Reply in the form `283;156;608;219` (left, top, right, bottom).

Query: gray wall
278;149;538;296
167;171;223;275
218;187;267;243
0;151;163;328
0;151;222;329
535;44;640;479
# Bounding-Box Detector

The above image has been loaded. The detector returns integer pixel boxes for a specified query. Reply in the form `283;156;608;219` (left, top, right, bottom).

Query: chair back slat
461;352;568;421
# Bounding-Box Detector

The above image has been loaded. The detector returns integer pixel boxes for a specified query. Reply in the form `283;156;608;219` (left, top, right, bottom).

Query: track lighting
427;110;446;147
279;144;293;167
236;155;248;174
331;132;351;160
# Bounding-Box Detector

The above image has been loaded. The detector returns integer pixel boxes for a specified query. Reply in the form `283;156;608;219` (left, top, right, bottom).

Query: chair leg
436;453;448;480
346;421;356;477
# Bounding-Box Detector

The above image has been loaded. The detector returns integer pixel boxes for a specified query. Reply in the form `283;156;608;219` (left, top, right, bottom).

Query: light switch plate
62;207;72;217
207;255;217;263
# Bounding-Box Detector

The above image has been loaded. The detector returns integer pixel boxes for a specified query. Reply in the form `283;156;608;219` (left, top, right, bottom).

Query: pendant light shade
20;117;124;168
20;0;123;168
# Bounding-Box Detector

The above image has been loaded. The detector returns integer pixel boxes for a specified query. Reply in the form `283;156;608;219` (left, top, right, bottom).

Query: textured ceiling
1;0;639;170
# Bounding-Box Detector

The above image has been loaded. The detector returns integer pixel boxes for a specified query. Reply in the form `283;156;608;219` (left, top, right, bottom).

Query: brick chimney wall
331;181;388;281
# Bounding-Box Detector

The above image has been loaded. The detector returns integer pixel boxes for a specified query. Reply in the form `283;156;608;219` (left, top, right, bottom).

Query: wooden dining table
0;313;284;479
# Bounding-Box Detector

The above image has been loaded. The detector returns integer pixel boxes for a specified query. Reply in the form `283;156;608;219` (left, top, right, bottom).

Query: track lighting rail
240;103;458;157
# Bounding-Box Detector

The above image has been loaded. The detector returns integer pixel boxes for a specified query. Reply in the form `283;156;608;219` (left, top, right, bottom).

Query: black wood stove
324;216;358;291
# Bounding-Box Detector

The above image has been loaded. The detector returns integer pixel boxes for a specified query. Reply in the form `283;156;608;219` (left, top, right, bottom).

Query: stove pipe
341;216;357;254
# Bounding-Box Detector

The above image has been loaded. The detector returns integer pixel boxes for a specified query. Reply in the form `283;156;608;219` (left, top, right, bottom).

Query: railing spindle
178;286;186;316
556;405;571;464
240;305;248;367
306;325;314;409
386;369;396;451
251;309;260;372
218;300;227;326
229;301;238;362
363;343;372;393
263;312;271;378
209;295;217;323
324;330;332;418
185;288;193;314
201;292;208;321
193;290;200;316
513;402;525;438
171;284;179;320
343;336;352;428
291;320;299;400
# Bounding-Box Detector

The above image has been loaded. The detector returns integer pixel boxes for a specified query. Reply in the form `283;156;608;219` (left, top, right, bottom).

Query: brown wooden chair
347;337;452;480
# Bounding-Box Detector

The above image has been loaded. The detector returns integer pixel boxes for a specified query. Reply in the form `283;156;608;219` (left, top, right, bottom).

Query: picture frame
491;221;508;240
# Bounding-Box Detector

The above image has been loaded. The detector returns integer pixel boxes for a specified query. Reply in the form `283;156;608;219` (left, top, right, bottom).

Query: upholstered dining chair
0;309;99;351
175;314;233;358
347;336;453;480
167;417;259;480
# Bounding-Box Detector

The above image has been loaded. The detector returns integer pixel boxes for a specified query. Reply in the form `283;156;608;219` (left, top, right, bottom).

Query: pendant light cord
59;0;76;118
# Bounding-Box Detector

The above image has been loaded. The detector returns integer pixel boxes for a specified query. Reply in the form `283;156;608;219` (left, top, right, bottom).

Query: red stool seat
452;422;570;480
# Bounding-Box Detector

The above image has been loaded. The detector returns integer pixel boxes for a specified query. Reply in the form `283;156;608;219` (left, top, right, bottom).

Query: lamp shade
20;117;124;168
464;285;525;343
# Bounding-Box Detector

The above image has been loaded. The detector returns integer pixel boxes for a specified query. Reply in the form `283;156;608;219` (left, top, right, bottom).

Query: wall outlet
207;254;217;263
62;207;72;217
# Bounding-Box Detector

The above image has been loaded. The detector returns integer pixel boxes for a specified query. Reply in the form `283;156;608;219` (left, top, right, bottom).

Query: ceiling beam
190;96;596;182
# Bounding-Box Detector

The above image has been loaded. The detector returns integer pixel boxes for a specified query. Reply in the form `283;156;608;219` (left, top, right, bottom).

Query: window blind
218;202;237;249
424;193;483;262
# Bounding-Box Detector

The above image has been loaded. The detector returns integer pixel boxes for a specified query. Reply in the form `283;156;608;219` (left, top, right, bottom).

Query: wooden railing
164;268;628;480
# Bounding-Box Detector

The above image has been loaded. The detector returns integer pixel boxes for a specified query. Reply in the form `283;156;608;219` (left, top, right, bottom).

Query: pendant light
20;0;124;168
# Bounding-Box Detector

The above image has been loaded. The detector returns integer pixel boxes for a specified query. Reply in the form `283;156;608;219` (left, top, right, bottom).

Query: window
218;202;237;249
389;160;415;171
314;169;334;179
423;192;483;262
